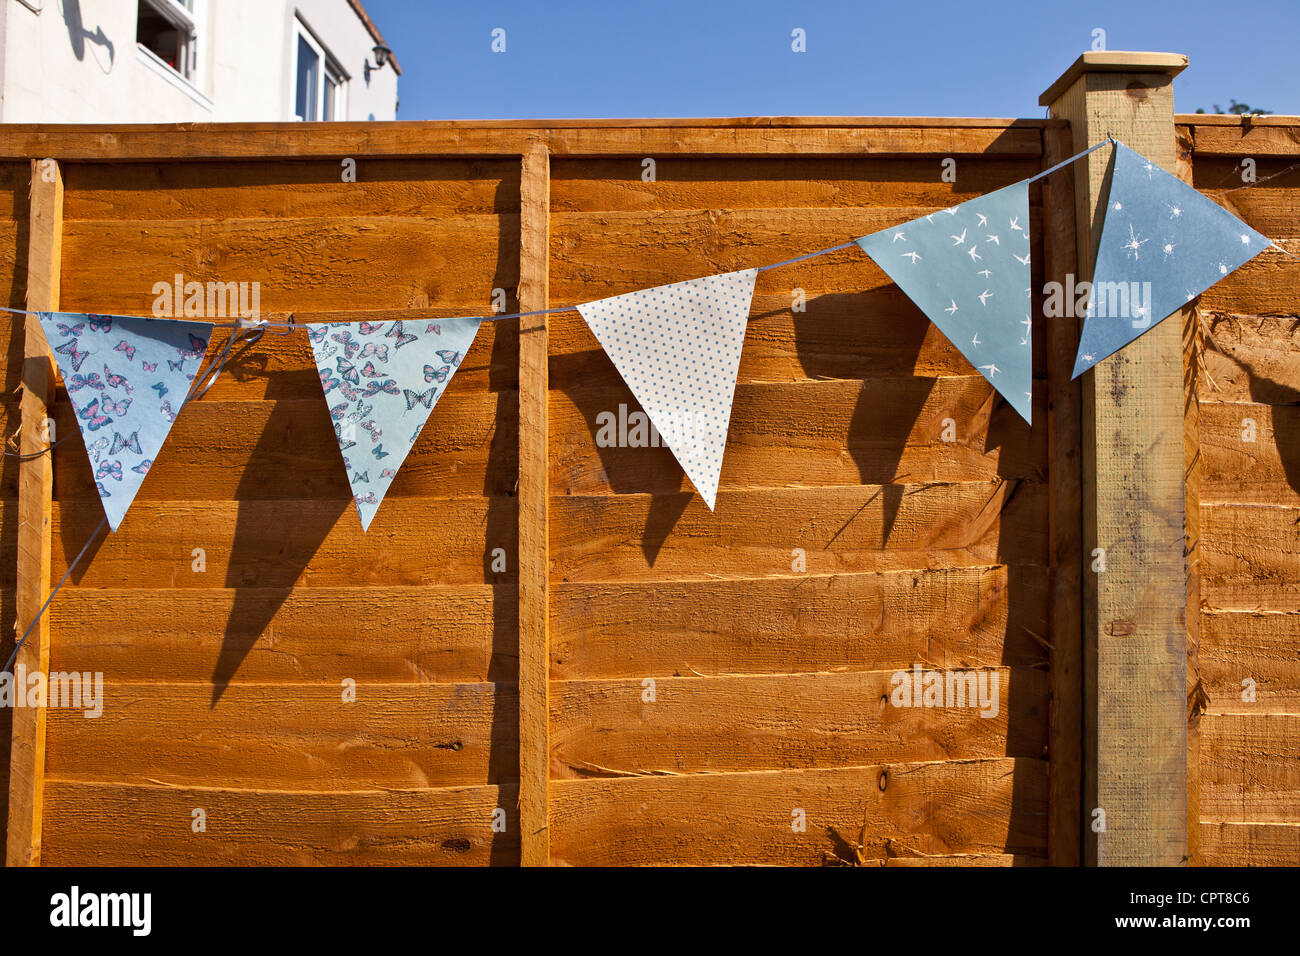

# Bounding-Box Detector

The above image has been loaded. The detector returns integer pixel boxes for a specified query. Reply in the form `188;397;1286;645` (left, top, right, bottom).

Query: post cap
1039;51;1189;106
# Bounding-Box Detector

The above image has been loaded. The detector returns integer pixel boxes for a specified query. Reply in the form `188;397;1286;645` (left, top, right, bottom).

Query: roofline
346;0;402;75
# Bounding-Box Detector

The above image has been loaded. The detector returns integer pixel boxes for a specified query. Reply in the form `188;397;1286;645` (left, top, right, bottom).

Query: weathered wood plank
1200;714;1300;824
549;206;1043;300
550;377;1046;495
1200;610;1300;712
42;780;519;866
50;586;516;684
1198;255;1300;315
517;143;551;867
551;157;1042;211
1200;313;1300;406
45;682;518;790
1182;122;1300;157
549;757;1047;865
63;159;520;221
550;667;1048;779
50;499;516;587
0;122;1048;161
7;158;60;868
550;482;1048;583
551;565;1048;681
1042;123;1084;867
1200;503;1300;611
59;216;516;314
1199;401;1300;508
1198;821;1300;866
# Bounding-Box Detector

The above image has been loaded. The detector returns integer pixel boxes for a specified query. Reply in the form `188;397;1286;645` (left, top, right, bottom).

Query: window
137;0;198;81
294;21;347;121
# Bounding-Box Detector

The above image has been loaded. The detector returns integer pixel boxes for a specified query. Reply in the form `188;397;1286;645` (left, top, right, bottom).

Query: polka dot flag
577;268;758;510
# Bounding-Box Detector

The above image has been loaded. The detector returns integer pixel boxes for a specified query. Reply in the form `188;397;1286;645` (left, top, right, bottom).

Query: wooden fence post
7;158;61;867
517;142;551;866
1040;52;1191;866
1041;123;1084;867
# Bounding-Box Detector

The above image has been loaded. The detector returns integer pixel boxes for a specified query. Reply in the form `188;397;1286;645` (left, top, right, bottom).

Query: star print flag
576;268;758;510
307;317;482;531
856;182;1034;422
1072;141;1269;377
38;311;213;531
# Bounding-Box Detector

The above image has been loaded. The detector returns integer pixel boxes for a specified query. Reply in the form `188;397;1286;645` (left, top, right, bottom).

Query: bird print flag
856;182;1034;423
38;311;213;531
577;269;758;510
1072;141;1270;377
307;317;482;530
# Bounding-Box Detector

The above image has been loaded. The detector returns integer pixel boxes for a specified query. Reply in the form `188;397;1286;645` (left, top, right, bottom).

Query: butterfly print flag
1072;141;1270;377
856;182;1035;423
38;312;212;531
576;268;757;510
307;317;482;530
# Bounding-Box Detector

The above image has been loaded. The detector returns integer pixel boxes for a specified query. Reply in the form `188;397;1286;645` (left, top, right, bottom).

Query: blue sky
363;0;1296;121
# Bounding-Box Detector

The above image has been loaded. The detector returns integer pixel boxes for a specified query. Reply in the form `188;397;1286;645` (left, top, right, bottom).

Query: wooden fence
0;52;1296;866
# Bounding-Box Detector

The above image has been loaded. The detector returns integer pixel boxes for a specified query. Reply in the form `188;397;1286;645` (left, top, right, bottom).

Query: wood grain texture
1198;401;1300;508
550;377;1046;495
516;143;550;866
550;482;1048;583
549;206;1042;301
49;586;516;684
1041;124;1084;867
1200;714;1300;824
62;159;520;221
551;156;1041;211
42;780;519;866
59;216;516;314
8;159;60;867
1199;610;1300;712
1200;503;1300;611
549;757;1047;865
550;667;1048;779
0;122;1049;161
551;565;1048;681
50;499;515;587
1198;821;1300;866
1047;62;1189;867
45;682;517;790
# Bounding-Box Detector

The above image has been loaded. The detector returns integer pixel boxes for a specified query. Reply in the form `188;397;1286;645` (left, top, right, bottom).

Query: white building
0;0;400;123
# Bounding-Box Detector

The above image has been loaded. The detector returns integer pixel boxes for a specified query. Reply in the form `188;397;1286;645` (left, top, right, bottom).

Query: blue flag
1072;141;1270;377
307;317;482;530
38;311;213;531
856;182;1034;423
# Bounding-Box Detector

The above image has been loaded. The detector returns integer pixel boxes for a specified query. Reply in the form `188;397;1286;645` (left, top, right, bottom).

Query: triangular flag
577;268;757;510
307;317;482;530
856;182;1034;423
38;311;213;531
1073;141;1269;377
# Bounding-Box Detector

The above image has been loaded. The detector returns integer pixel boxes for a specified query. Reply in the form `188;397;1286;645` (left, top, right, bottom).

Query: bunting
855;182;1035;422
576;269;758;510
38;311;213;531
307;316;482;530
1072;142;1270;377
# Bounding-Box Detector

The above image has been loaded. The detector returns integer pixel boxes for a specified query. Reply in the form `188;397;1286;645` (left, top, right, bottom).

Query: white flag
577;268;758;510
